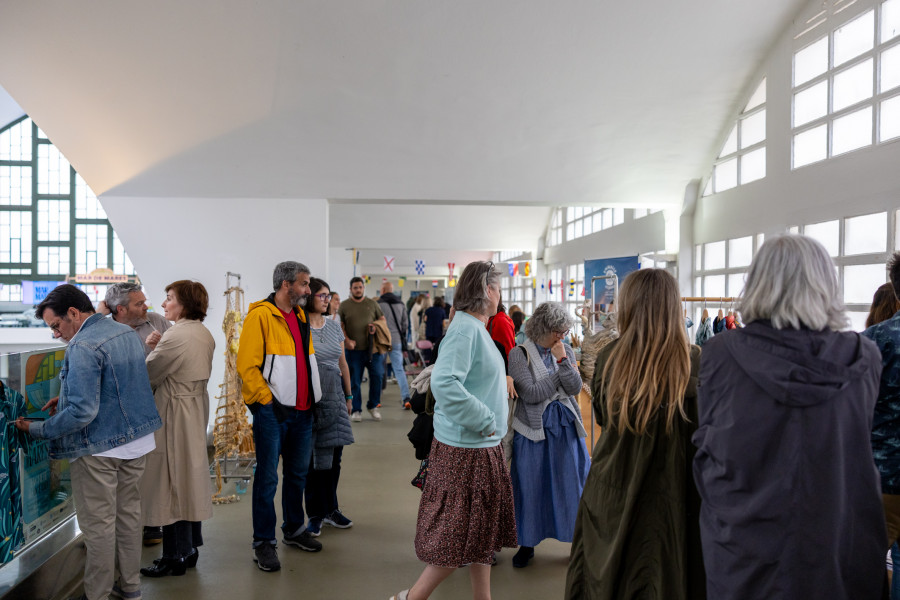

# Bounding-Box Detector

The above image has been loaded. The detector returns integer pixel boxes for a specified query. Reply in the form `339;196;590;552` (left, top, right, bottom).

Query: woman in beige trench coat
140;280;215;577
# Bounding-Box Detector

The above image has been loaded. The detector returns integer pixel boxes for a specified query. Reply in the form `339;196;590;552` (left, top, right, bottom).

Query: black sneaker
283;530;323;552
324;509;353;529
253;543;281;571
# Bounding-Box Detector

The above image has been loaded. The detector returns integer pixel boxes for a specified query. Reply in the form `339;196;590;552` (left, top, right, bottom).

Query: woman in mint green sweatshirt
390;261;517;600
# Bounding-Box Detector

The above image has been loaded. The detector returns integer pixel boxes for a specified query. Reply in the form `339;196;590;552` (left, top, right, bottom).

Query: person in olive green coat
565;269;705;600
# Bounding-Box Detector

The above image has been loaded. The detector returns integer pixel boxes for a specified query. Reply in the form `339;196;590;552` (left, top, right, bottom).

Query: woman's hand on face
506;376;517;399
550;340;566;360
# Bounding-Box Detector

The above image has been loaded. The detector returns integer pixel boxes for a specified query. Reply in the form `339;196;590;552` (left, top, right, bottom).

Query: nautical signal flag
524;262;531;276
513;263;519;276
399;277;406;288
432;280;439;288
364;275;371;284
415;260;425;275
508;263;515;276
384;256;395;272
569;278;575;297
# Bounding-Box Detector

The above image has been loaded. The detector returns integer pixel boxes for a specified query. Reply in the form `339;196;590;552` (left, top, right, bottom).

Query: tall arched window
0;116;136;304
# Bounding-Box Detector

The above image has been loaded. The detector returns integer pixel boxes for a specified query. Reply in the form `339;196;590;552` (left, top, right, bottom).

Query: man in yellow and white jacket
237;261;322;572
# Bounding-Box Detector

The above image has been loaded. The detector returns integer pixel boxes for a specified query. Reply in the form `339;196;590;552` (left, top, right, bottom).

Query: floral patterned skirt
414;439;518;567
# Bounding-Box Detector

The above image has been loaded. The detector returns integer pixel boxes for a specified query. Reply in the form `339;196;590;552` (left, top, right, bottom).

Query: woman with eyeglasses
302;277;355;537
507;301;590;568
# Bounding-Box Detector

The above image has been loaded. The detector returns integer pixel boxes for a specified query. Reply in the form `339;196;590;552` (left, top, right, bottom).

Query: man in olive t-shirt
338;277;386;421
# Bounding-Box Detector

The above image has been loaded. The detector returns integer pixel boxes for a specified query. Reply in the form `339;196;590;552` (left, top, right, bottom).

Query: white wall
102;196;329;436
542;212;666;267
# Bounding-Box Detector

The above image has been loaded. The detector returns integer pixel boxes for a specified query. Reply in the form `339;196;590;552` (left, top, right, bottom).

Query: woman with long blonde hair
565;268;705;600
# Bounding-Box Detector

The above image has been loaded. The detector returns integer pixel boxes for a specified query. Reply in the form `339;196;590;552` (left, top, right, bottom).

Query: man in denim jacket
15;284;161;600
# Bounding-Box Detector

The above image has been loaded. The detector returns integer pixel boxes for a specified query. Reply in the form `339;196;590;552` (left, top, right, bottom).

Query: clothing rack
681;297;736;303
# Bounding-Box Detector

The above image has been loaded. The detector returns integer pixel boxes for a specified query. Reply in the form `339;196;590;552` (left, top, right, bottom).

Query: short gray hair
272;261;310;291
453;261;500;315
525;302;573;341
739;234;849;331
105;282;142;314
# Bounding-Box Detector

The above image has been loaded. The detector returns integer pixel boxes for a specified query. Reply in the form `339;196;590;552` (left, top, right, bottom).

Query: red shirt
487;310;516;358
279;307;311;410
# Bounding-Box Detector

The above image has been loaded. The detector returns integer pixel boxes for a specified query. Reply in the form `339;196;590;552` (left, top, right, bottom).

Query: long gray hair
739;234;849;331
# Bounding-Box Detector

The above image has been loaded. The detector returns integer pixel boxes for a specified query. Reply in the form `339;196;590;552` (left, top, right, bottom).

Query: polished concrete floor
137;380;573;600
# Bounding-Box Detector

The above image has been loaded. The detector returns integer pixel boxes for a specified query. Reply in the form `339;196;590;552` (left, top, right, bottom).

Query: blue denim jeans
346;349;384;412
387;343;411;401
251;403;313;544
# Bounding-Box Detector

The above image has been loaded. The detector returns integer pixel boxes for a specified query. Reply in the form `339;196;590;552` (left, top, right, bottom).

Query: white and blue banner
584;256;640;311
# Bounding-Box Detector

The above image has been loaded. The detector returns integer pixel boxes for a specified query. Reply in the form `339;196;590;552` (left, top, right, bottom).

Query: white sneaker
368;407;382;421
351;411;362;422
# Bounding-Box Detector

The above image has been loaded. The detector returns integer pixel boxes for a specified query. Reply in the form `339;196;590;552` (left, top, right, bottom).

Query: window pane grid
0;284;23;302
0;118;32;161
37;199;70;242
37;144;71;195
0;166;33;206
37;245;70;275
75;223;109;274
0;210;32;263
792;2;897;167
1;116;138;289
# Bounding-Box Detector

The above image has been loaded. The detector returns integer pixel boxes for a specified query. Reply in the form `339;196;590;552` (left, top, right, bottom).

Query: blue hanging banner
584;255;640;311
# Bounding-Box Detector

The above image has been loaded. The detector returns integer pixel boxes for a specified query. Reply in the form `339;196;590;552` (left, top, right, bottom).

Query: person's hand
345;339;357;350
346;400;352;415
14;417;30;434
145;331;162;350
506;376;517;400
97;300;111;316
42;396;59;415
550;340;566;360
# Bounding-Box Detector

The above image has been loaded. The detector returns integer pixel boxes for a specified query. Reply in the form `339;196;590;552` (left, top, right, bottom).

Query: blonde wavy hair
602;269;691;435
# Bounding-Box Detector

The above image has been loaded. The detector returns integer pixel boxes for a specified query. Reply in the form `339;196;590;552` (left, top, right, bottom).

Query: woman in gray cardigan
507;302;590;568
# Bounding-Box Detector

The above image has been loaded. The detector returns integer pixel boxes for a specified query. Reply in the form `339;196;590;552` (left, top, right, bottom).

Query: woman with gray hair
692;234;886;599
390;261;517;600
507;302;589;568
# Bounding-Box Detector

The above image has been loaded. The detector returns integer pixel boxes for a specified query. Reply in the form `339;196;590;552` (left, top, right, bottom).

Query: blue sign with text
21;281;64;305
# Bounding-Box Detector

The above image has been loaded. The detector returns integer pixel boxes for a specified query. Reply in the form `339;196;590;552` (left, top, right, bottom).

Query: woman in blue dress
507;301;590;568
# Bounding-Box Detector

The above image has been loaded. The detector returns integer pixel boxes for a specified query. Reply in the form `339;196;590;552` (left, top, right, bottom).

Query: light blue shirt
431;311;508;448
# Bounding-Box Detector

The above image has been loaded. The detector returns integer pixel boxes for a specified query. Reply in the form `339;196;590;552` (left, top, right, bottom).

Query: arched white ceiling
0;0;807;253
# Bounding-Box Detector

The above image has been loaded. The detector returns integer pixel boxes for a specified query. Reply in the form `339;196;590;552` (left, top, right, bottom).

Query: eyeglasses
48;319;63;333
313;293;332;301
553;329;570;337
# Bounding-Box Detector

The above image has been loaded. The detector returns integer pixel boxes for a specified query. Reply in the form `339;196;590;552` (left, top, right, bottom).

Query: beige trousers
70;454;146;600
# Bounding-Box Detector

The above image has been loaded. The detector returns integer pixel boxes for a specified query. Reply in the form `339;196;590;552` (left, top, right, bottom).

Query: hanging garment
695;317;714;347
685;317;694;339
713;317;726;334
725;315;737;330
